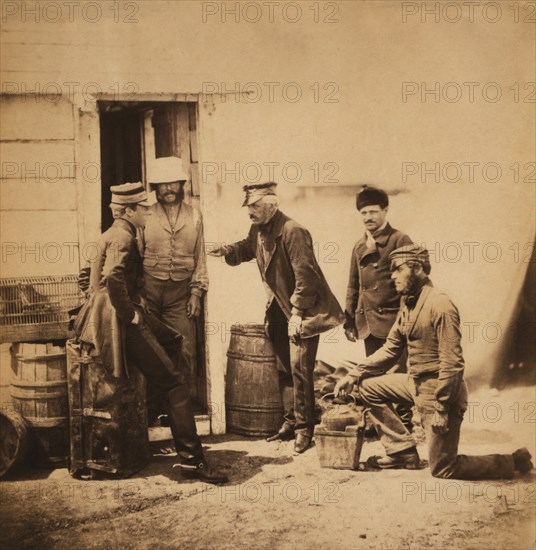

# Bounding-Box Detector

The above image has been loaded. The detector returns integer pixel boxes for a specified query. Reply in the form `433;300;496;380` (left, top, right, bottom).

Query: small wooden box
315;421;367;470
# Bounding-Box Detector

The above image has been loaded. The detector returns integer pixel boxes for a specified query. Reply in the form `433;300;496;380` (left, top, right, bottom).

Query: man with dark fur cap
345;185;413;354
344;185;413;428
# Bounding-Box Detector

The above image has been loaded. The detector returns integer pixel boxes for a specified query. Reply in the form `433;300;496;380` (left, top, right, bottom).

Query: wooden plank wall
0;95;80;278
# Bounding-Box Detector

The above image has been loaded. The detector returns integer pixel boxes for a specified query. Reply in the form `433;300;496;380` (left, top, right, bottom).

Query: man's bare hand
344;328;357;342
431;410;449;434
288;314;302;344
187;294;202;319
207;244;228;257
334;374;360;397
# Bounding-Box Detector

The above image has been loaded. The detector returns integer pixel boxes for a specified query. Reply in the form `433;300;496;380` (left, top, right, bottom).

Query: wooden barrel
225;324;284;437
10;342;69;467
0;410;31;478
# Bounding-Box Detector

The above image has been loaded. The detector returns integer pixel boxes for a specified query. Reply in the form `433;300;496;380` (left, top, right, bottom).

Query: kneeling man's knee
358;378;377;404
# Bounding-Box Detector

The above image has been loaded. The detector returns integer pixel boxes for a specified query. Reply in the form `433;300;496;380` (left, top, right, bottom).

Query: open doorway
97;100;207;415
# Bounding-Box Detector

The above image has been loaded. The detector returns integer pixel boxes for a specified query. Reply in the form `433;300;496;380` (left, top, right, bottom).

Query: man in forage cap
76;182;227;484
140;156;208;423
335;244;533;478
209;182;345;454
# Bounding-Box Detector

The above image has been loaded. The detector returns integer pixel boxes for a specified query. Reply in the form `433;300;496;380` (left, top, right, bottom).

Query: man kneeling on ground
335;244;533;479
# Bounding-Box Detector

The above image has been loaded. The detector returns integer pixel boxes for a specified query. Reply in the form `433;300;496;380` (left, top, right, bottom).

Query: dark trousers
360;374;515;479
124;310;203;463
364;334;387;356
266;302;319;436
143;274;197;416
143;273;196;388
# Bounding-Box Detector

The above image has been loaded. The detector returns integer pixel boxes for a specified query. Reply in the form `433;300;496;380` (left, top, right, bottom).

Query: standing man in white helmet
141;156;208;423
75;182;227;483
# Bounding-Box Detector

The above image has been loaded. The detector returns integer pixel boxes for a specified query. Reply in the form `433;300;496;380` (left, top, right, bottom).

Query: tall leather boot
168;385;228;484
167;384;203;461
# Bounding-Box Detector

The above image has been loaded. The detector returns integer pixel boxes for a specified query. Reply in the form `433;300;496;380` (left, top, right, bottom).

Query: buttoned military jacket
344;224;412;339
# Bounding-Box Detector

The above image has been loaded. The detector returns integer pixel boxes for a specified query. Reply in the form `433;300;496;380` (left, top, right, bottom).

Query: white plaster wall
0;1;534;383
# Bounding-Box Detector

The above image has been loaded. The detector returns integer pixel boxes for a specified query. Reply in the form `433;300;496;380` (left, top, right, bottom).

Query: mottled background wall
1;1;534;393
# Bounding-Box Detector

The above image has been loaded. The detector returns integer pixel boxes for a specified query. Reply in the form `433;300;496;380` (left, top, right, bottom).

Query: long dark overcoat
344;223;412;340
75;218;144;376
225;209;344;338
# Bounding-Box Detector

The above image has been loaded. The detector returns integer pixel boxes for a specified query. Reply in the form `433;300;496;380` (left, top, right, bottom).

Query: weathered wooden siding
0;1;534;407
0;96;80;277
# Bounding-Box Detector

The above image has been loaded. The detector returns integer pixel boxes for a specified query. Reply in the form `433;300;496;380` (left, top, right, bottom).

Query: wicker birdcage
0;275;84;343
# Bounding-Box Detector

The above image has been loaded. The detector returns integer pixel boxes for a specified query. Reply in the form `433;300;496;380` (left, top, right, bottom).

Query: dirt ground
1;386;535;550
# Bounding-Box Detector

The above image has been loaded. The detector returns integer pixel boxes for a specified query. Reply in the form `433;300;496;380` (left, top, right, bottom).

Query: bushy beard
399;269;421;296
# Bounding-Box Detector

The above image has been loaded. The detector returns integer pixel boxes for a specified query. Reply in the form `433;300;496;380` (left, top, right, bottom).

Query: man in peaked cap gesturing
77;182;227;484
335;245;533;478
209;182;345;454
141;157;208;422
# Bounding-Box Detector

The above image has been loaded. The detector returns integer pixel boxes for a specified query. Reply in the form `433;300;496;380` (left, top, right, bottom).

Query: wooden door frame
74;92;226;435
